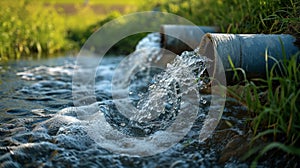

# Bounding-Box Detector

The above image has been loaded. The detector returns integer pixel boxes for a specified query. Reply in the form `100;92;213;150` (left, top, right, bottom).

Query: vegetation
41;0;141;5
141;0;299;36
67;11;148;55
0;1;74;60
1;0;299;60
0;0;140;61
227;50;300;166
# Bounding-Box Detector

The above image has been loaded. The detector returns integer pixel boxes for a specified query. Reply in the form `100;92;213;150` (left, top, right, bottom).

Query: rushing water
0;33;281;167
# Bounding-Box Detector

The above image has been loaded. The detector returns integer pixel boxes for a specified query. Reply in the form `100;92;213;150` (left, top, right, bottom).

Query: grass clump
0;0;75;61
227;50;300;166
0;0;140;60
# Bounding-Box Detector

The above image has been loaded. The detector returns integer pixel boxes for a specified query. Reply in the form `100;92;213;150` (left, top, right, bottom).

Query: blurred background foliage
0;0;299;60
0;1;74;60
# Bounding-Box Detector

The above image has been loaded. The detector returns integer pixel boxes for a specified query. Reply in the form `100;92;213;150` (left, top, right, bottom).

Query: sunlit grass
41;0;142;5
0;0;137;60
0;0;75;60
1;0;299;59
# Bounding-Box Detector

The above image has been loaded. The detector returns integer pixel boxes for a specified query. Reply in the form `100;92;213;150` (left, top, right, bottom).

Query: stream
0;33;283;167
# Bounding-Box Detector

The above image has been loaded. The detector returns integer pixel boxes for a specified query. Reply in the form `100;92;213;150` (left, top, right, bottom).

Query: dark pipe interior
199;34;216;82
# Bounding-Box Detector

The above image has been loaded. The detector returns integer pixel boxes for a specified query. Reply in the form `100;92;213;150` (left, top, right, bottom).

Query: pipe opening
199;34;216;81
160;25;207;55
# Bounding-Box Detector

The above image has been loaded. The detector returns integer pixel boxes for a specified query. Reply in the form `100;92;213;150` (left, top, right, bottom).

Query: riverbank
1;0;299;60
0;0;140;61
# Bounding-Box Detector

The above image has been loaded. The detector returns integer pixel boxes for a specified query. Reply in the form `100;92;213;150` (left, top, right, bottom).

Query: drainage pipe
198;33;299;83
160;25;219;55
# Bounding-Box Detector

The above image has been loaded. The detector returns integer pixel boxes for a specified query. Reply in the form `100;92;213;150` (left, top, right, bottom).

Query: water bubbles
144;128;151;134
200;97;207;105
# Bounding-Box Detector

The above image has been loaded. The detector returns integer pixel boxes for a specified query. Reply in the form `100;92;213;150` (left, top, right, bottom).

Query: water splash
0;33;250;167
74;33;212;156
136;32;161;50
112;33;162;90
132;49;208;123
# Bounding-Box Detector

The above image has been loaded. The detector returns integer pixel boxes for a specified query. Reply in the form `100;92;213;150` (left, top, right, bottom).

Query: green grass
0;0;139;60
0;0;75;60
1;0;299;59
41;0;142;5
88;0;142;5
140;0;300;36
227;50;300;166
